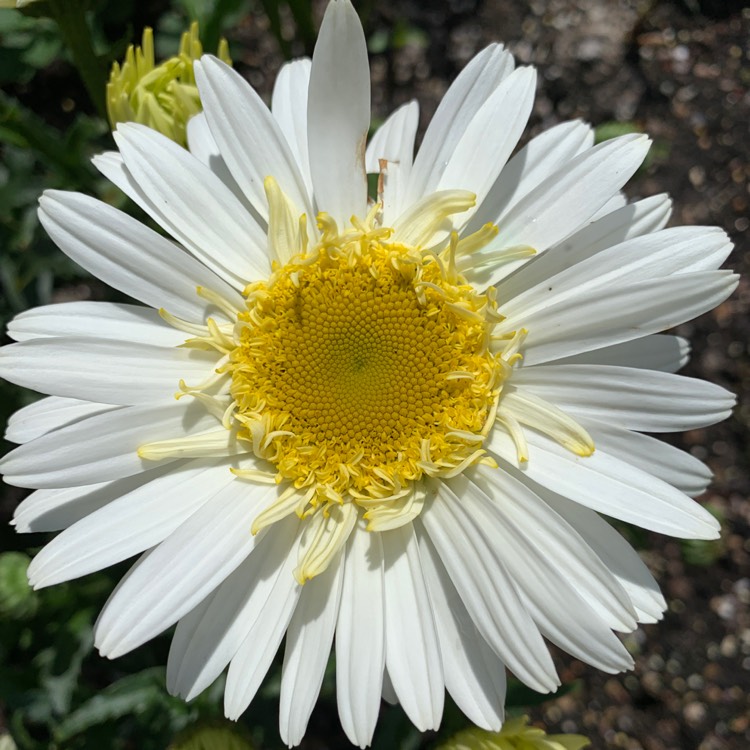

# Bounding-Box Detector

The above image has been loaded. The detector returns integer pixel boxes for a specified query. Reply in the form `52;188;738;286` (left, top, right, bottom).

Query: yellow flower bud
168;724;254;750
106;22;231;146
438;716;590;750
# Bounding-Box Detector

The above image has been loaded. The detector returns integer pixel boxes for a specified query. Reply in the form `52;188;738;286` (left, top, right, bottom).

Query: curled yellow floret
231;211;506;519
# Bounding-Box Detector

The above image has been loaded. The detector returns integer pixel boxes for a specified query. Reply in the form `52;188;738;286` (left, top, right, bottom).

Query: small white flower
0;0;736;747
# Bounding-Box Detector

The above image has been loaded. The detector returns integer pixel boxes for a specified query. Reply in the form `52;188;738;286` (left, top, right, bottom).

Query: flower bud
106;22;231;146
438;716;590;750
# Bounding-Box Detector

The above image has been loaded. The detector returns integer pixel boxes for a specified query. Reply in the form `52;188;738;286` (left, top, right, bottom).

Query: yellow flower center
143;186;593;583
229;223;503;511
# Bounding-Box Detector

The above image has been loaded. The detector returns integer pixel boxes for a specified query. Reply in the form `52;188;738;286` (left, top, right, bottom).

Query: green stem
47;0;107;118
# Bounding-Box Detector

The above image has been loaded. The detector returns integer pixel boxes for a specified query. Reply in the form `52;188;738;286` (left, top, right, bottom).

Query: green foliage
0;563;219;749
505;678;579;709
594;120;670;171
0;571;103;748
0;91;106;317
167;0;251;54
254;0;315;57
0;552;39;619
53;668;191;743
593;120;641;144
368;19;428;55
0;10;61;86
680;504;725;566
0;92;110;437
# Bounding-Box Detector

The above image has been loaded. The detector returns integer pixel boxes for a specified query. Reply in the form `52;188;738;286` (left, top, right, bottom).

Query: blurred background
0;0;748;748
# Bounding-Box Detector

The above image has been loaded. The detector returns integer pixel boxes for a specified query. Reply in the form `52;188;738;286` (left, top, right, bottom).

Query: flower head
106;22;231;146
0;0;736;747
439;716;590;750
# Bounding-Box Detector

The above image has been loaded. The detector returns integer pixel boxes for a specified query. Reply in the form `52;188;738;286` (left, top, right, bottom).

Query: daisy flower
0;0;736;746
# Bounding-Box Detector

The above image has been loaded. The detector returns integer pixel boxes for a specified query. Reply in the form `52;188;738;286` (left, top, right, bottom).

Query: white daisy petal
437;66;536;208
7;302;186;346
549;334;690;372
94;149;199;233
497;193;672;300
0;401;216;488
167;517;299;701
185;111;218;164
27;461;237;588
365;100;419;174
382;669;398;705
307;0;370;227
591;191;629;220
489;429;720;539
336;526;385;749
406;43;514;204
418;529;506;731
166;590;218;696
114;122;269;286
577;415;712;497
469;467;637;633
382;522;444;731
485;133;652;283
502;227;733;323
224;526;304;720
279;552;344;746
458;471;634;670
195;55;314;222
5;396;116;445
366;100;419;223
186;113;258;213
12;466;173;533
539;490;667;623
0;338;218;405
600;224;733;277
420;481;559;693
514;364;734;432
467;119;594;234
95;480;278;659
272;58;313;196
39;190;243;322
502;271;738;366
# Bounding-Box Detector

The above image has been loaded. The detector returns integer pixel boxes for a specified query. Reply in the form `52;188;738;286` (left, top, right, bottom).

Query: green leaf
680;504;724;565
0;552;38;620
593;120;641;144
53;668;173;741
391;20;428;50
371;703;423;750
505;677;580;709
0;11;61;84
170;0;250;53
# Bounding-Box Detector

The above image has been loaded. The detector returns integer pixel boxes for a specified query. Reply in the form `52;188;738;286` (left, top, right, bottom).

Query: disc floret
228;212;510;531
